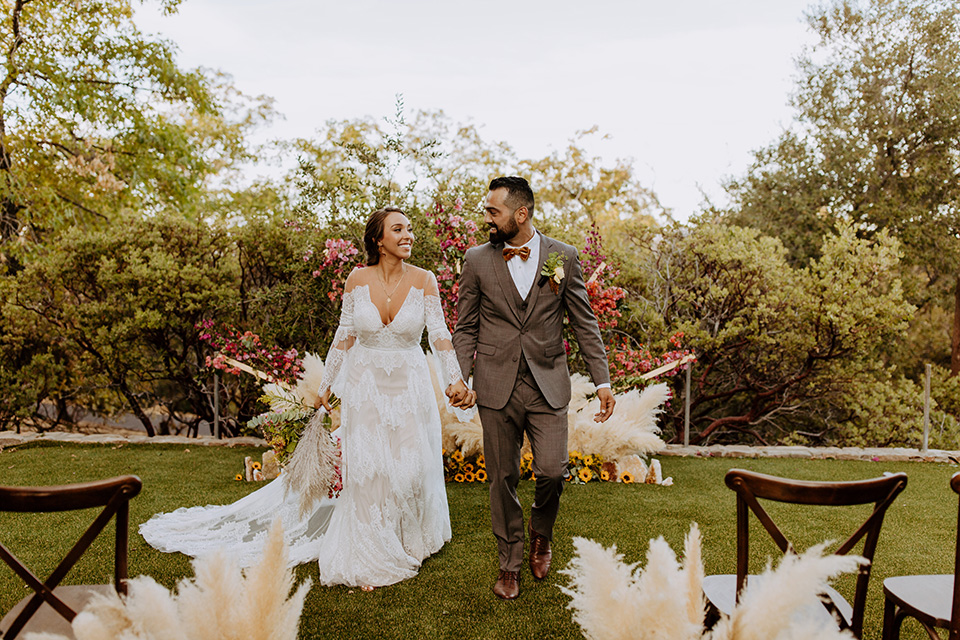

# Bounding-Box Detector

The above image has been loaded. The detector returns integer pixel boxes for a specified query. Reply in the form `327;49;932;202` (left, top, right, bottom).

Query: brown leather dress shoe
493;569;520;599
529;523;552;580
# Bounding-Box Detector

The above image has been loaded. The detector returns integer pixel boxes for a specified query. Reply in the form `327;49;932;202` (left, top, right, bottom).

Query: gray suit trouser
479;356;569;572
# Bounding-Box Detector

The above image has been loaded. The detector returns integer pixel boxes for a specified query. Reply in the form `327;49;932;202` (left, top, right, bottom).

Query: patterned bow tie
503;246;531;262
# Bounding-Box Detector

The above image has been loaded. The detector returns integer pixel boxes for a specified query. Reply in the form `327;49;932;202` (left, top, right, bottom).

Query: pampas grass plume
708;543;863;640
682;523;705;627
561;537;645;640
561;524;705;640
567;384;668;461
27;521;310;640
561;524;861;640
569;373;596;413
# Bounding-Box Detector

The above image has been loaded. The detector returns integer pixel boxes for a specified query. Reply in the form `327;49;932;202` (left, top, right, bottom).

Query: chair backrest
0;474;142;639
725;468;908;638
950;472;960;640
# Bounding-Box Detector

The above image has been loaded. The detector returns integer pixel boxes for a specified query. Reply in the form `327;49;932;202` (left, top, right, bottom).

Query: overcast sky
136;0;819;220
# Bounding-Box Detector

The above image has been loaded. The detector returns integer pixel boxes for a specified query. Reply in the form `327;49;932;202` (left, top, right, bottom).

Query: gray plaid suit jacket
453;232;610;411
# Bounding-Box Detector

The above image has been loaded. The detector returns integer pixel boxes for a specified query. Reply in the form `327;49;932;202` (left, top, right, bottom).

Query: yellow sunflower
600;469;610;481
454;473;465;483
522;452;533;462
476;469;488;482
578;468;593;483
463;463;474;473
251;461;262;471
621;472;635;484
569;450;583;462
464;471;476;483
477;455;485;467
452;450;464;462
235;473;243;481
583;454;595;467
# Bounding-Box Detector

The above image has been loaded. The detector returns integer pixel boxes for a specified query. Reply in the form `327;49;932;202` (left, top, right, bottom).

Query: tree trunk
952;275;960;376
117;381;156;437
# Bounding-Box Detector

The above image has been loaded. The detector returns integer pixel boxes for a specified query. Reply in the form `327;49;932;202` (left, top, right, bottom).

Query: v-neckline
358;284;418;328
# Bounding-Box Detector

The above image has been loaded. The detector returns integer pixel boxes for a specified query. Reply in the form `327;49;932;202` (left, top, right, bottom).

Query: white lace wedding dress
140;275;461;587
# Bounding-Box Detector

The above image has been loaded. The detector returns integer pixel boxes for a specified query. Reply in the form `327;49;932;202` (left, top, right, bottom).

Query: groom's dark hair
489;176;535;216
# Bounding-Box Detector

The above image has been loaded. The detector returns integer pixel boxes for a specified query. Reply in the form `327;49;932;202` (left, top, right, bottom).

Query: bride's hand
446;380;468;406
459;389;477;409
316;389;333;412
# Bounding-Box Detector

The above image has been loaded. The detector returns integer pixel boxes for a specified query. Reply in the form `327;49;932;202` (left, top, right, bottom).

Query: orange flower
476;469;488;482
621;472;635;484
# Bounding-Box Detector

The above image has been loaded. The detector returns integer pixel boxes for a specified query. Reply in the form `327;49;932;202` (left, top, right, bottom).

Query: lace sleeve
318;288;357;396
425;281;475;423
424;276;463;389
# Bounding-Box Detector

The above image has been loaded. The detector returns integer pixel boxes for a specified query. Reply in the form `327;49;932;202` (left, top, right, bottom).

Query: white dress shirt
505;231;540;299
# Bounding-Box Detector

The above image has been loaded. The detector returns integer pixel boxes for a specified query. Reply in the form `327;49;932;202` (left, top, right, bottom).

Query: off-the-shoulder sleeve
424;272;464;389
318;288;357;396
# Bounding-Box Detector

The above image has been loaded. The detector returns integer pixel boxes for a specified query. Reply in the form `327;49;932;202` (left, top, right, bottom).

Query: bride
140;206;473;589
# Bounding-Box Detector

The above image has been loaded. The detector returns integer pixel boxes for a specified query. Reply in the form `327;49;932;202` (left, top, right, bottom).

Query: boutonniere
540;252;565;295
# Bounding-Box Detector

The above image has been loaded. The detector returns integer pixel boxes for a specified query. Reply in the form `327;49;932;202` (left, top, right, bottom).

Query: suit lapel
520;233;552;325
491;243;522;323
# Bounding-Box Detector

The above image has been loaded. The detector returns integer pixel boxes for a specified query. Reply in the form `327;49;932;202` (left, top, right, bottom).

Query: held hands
594;387;615;423
445;379;476;409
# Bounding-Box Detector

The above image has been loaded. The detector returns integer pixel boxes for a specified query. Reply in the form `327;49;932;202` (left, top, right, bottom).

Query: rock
262;450;280;480
244;456;253;482
645;459;662;484
617;454;648;483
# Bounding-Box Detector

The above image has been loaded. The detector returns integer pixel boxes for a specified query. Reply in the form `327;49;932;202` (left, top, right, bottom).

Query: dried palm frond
261;383;304;413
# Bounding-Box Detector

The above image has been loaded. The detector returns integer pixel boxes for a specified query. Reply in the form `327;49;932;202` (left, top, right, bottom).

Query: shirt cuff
596;383;611;390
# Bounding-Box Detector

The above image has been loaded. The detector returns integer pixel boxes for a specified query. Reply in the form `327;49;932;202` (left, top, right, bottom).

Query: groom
450;176;615;600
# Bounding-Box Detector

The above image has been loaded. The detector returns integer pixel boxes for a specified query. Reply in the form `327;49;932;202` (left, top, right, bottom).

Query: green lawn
0;442;957;640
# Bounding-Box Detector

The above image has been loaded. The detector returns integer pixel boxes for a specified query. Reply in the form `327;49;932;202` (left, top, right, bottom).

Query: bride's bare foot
360;585;375;592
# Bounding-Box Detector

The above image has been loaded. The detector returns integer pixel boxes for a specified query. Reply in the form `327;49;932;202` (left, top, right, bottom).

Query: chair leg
883;599;901;640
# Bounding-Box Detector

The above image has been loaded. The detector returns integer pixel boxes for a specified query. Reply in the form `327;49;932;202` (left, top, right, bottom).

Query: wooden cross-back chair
882;472;960;640
702;468;908;639
0;475;142;639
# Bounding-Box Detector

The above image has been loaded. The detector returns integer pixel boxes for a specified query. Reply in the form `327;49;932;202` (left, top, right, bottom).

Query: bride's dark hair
364;206;405;266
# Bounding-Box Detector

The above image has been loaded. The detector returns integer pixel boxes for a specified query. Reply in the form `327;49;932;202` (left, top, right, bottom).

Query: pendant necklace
377;263;406;304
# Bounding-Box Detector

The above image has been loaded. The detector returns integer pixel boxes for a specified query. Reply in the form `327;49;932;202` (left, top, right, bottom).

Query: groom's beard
488;216;520;245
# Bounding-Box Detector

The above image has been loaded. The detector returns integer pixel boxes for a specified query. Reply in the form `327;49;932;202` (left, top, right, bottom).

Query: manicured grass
0;441;957;639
